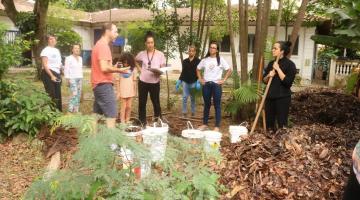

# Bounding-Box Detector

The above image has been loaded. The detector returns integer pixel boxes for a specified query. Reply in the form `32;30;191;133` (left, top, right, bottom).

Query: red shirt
91;39;113;88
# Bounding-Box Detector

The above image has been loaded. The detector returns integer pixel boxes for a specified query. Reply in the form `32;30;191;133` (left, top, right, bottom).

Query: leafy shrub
0;81;60;137
25;114;223;199
0;23;30;79
346;72;360;94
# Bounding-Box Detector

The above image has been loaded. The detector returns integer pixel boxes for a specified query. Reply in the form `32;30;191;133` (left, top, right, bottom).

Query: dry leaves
217;89;360;200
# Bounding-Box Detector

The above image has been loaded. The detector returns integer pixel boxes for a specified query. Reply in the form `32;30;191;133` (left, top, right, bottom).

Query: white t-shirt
64;55;83;79
40;46;62;74
197;56;230;82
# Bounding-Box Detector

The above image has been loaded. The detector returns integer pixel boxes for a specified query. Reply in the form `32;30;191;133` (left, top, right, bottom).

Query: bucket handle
153;118;166;128
240;121;248;127
130;117;144;129
186;121;194;130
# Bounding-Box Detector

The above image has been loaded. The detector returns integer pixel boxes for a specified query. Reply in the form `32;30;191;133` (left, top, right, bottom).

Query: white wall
0;15;17;30
73;25;93;50
169;25;316;85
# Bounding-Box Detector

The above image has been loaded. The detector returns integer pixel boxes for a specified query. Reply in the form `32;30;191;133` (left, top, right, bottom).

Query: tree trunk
1;0;18;22
190;0;194;44
201;23;210;59
239;0;249;84
288;0;309;58
1;0;49;79
199;0;209;44
273;0;283;42
197;0;204;38
252;0;264;81
258;0;271;61
174;0;183;62
33;0;50;79
227;0;239;89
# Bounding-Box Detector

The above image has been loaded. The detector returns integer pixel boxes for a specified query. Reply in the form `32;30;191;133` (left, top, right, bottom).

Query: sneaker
182;113;187;118
191;113;195;117
198;125;208;131
213;127;220;132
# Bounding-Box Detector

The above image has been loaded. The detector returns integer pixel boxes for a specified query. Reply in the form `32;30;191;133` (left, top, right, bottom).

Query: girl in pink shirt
115;53;139;123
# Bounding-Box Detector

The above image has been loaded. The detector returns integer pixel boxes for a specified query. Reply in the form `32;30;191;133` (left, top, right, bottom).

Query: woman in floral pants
64;44;83;112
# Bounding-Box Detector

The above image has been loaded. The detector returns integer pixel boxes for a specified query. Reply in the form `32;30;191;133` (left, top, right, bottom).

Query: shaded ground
0;137;46;200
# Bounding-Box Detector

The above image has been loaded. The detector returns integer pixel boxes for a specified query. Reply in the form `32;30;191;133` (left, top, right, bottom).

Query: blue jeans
202;82;222;127
182;81;196;114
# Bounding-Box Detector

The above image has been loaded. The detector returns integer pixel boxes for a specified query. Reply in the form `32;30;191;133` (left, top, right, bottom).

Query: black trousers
138;80;161;125
343;167;360;200
41;70;62;111
265;96;291;131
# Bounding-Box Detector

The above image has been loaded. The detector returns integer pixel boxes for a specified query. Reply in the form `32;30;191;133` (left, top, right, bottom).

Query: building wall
168;25;316;85
0;15;17;30
73;25;93;51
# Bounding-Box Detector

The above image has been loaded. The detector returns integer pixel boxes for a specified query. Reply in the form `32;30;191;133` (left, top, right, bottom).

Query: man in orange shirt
91;23;128;128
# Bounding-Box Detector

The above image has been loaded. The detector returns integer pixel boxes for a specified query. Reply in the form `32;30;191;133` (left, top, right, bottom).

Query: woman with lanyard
135;31;166;125
197;41;232;132
263;41;297;132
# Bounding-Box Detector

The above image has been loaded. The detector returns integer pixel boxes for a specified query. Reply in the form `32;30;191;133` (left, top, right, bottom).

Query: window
287;35;299;55
239;34;255;53
220;35;230;52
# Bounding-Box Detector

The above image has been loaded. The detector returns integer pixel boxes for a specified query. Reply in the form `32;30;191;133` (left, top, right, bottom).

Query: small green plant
25;114;223;199
346;71;360;94
225;82;263;119
0;81;60;137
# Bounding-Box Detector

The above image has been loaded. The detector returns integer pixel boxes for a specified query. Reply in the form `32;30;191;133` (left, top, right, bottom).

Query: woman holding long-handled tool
262;41;297;132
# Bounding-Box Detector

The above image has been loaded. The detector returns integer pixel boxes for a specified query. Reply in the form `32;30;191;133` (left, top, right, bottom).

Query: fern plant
225;82;263;117
25;114;223;200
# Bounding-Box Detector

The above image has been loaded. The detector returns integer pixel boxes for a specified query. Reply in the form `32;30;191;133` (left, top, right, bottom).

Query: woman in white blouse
64;44;83;112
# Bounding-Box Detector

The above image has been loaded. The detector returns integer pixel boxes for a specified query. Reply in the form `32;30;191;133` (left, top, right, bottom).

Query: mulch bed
217;89;360;199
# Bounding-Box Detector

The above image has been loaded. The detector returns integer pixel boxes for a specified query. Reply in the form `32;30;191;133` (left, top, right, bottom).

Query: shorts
93;83;117;118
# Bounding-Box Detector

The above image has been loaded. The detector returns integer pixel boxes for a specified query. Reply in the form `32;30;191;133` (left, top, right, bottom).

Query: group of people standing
41;22;297;132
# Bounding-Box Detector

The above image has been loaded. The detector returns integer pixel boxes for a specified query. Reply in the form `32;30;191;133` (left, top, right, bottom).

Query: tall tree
199;0;209;44
226;0;238;89
288;0;309;57
173;0;184;62
239;0;249;83
196;0;204;37
273;0;283;41
189;0;194;43
1;0;50;78
258;0;271;59
252;0;264;80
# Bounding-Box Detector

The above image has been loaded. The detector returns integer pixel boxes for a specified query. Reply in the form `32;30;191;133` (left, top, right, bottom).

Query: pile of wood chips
217;89;360;199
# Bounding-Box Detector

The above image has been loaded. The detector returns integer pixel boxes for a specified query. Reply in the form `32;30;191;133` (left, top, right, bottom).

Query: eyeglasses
210;47;217;49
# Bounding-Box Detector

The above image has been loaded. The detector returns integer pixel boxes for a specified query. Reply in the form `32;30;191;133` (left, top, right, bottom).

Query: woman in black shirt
263;41;297;131
178;45;201;117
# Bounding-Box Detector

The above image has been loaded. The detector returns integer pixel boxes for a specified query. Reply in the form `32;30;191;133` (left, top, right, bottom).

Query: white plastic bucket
125;125;143;143
203;131;222;152
181;121;204;144
229;122;248;143
143;120;169;162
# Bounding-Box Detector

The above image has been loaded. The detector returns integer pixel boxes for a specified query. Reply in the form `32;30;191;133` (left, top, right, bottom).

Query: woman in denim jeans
196;41;232;132
178;45;201;117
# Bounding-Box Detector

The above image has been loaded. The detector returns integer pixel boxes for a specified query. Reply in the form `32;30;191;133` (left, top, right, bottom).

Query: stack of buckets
229;122;248;143
142;120;169;162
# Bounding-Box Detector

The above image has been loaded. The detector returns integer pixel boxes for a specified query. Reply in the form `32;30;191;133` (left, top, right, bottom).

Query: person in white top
196;41;233;132
64;44;83;113
40;34;63;111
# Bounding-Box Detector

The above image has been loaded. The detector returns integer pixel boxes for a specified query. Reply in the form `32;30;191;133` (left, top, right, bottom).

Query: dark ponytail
276;41;292;57
205;41;221;66
144;31;155;42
